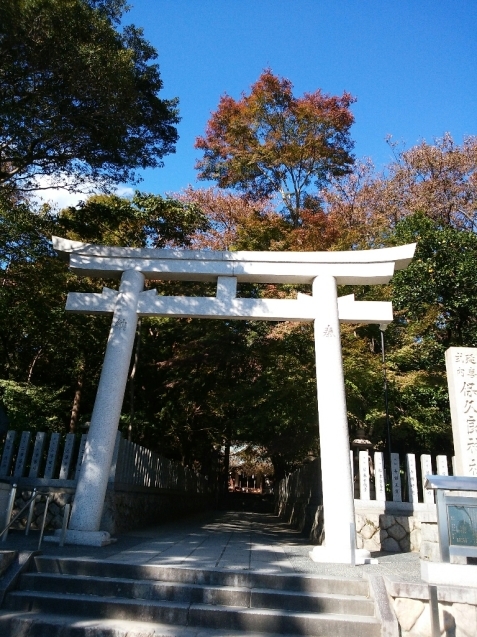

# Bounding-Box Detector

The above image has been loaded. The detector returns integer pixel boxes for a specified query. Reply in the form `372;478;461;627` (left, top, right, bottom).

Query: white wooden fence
0;430;210;493
112;435;211;493
351;450;453;504
0;430;86;484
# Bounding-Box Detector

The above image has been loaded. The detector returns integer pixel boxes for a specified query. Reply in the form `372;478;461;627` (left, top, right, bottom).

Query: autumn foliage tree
176;187;290;251
195;69;355;227
324;134;477;248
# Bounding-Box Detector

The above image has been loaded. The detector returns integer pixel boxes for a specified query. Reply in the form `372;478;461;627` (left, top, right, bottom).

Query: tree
392;212;477;350
195;69;355;227
60;192;208;248
0;190;209;436
232;322;319;480
0;0;179;193
382;134;477;231
324;134;477;248
176;187;290;251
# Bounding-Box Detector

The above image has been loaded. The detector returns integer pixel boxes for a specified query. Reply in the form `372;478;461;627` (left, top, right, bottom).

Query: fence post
359;450;370;501
391;453;402;502
58;433;74;480
0;431;16;478
13;432;31;478
406;454;419;503
45;433;61;479
374;452;386;501
436;455;449;476
421;454;434;503
29;433;46;478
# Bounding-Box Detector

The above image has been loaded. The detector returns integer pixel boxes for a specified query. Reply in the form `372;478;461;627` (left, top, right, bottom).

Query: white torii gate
51;236;416;562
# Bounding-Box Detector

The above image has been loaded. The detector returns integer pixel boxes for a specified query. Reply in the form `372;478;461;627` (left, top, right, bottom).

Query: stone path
2;509;423;581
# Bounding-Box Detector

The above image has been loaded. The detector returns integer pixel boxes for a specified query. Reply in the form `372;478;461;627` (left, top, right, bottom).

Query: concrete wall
386;578;477;637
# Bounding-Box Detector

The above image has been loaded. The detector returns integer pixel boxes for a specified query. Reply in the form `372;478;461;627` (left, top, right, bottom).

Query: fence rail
352;450;453;504
112;436;211;493
0;430;211;494
0;430;86;484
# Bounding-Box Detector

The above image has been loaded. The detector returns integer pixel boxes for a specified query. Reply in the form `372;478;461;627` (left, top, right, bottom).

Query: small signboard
447;502;477;548
425;475;477;561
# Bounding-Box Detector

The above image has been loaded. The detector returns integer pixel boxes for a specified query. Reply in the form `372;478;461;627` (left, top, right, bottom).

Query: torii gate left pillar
49;237;415;561
66;269;144;545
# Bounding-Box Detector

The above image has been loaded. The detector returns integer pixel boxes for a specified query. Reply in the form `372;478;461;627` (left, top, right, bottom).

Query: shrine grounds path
1;510;423;583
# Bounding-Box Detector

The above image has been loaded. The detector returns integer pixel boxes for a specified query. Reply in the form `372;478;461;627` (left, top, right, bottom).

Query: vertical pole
60;504;71;547
1;484;16;541
25;488;37;535
380;326;393;473
429;585;440;637
38;495;50;550
68;269;144;537
310;275;365;563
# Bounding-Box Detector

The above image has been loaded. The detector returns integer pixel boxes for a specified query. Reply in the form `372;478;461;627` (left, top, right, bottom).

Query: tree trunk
128;318;141;442
69;362;85;432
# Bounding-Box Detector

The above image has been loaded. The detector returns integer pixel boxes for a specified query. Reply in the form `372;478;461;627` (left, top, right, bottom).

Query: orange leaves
175;187;288;251
195;69;356;227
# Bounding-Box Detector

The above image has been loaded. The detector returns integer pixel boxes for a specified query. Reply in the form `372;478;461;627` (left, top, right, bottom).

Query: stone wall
356;511;421;553
386;578;477;637
9;485;216;535
100;486;216;534
11;488;74;531
275;459;324;542
355;503;436;554
275;459;437;552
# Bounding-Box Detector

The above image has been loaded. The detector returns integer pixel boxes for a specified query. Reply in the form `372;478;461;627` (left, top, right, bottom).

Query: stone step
33;555;370;596
0;611;308;637
189;604;381;636
5;591;381;637
6;591;190;625
19;573;252;607
18;572;375;616
250;588;375;616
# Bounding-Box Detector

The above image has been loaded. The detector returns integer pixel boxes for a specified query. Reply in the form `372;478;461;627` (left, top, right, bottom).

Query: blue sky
41;1;477;206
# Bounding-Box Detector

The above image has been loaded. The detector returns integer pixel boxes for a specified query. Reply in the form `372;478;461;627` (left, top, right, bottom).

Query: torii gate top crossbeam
52;237;416;285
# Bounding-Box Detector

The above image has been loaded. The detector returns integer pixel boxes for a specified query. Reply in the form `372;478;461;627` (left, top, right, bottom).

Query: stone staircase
0;555;383;636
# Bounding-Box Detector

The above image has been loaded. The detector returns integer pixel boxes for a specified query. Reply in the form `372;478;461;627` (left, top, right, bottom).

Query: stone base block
421;560;477;587
44;529;116;547
309;545;377;565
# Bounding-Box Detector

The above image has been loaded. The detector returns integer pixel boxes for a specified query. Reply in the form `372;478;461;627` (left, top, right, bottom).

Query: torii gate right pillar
310;275;370;564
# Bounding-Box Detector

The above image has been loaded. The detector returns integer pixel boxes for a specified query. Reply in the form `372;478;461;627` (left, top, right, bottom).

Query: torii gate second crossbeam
49;237;416;564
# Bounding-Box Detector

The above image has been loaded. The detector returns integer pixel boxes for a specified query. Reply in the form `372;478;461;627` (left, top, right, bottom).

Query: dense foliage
1;50;475;481
0;0;179;193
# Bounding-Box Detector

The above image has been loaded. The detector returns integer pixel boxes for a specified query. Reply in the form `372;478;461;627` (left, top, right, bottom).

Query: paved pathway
2;510;423;582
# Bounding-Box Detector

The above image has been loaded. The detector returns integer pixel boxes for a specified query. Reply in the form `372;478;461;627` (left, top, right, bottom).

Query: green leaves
0;0;179;192
60;192;208;248
392;212;477;347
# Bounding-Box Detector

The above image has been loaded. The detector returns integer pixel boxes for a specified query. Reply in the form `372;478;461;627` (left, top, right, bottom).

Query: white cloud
29;175;134;210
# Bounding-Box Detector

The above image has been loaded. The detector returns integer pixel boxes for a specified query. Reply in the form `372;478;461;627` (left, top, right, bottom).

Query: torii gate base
48;238;415;563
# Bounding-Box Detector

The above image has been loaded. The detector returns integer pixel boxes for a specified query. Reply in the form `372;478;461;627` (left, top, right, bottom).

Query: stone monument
445;347;477;477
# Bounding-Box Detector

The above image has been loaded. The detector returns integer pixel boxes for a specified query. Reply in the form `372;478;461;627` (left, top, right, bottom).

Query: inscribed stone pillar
445;347;477;476
309;275;370;564
67;269;144;544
